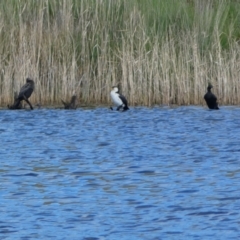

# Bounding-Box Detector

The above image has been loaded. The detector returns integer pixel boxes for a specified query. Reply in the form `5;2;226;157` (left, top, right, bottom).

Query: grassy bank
0;0;240;107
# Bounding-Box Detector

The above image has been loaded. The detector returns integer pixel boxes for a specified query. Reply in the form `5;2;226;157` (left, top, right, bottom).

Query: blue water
0;106;240;240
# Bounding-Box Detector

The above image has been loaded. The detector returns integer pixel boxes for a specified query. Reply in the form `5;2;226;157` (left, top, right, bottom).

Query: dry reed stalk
0;0;239;107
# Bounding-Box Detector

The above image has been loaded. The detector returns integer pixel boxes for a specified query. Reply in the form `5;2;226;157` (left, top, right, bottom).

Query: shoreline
0;104;239;110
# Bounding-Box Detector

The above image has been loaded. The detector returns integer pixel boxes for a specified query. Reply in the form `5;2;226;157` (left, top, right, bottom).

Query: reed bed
0;0;240;107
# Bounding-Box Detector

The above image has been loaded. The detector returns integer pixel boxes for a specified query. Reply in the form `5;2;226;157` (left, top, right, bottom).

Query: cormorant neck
207;88;212;92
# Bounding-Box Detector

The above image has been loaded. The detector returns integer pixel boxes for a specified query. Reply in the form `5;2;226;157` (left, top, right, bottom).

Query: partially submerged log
8;91;23;109
61;95;77;109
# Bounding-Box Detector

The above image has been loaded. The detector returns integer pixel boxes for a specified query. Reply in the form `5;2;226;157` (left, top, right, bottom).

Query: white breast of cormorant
110;90;123;106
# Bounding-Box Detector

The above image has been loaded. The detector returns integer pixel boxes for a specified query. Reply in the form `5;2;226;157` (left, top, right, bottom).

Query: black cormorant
204;83;219;110
14;78;34;109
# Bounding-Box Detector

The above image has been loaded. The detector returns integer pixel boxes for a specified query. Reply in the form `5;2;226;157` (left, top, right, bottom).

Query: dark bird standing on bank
13;78;35;110
204;83;219;110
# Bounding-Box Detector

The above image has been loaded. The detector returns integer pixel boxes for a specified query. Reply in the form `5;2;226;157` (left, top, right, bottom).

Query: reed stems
0;0;239;107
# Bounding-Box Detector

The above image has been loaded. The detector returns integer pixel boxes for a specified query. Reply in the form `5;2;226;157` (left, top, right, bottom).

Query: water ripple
0;106;240;239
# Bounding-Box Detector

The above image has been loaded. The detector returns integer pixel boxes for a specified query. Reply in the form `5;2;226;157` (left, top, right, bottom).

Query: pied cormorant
110;86;129;111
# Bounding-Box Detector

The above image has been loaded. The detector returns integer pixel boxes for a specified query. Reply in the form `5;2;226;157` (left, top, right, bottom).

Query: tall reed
0;0;239;107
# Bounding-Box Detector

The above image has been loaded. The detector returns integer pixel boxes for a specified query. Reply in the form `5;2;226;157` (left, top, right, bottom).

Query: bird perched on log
61;95;77;109
8;91;23;110
8;78;35;110
204;83;219;110
110;86;129;111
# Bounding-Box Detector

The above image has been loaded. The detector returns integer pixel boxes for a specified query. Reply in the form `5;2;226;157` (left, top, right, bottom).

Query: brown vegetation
0;0;240;107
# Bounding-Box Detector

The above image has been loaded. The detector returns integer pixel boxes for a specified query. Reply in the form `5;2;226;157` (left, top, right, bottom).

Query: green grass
0;0;240;107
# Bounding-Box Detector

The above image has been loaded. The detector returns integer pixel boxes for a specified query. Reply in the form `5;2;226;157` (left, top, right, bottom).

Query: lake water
0;106;240;240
